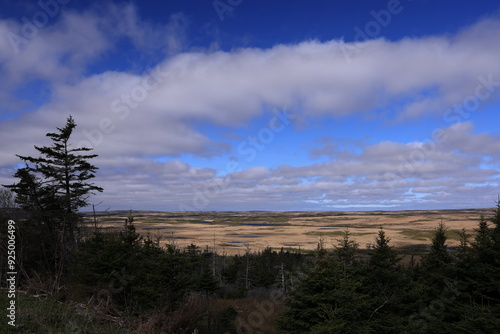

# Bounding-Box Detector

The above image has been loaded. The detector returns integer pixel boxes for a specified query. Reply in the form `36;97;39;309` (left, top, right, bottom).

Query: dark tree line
278;205;500;333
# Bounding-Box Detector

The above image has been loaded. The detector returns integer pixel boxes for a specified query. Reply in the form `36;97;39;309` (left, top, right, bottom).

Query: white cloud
0;3;188;88
440;122;500;157
1;8;500;210
51;121;496;211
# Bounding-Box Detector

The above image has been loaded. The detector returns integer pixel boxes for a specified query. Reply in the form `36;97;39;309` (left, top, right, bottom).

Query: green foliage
279;231;373;333
72;223;193;312
474;215;493;256
457;202;500;307
5;116;102;221
421;222;453;274
334;229;359;266
3;116;102;284
279;207;500;333
360;229;408;332
369;228;400;268
252;247;280;287
492;199;500;248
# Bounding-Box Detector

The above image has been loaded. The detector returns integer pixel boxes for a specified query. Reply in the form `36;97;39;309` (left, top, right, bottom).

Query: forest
1;117;500;333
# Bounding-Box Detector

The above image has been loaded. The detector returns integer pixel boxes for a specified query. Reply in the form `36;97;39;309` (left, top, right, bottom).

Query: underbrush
0;290;133;334
0;288;284;334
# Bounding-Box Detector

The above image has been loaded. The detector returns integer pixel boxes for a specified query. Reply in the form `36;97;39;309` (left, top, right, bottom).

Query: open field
81;208;495;255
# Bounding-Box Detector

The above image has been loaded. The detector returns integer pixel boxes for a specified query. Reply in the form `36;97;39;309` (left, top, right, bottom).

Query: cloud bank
1;3;499;210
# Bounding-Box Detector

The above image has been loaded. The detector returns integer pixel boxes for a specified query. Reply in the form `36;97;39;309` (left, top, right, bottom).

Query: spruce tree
466;214;496;303
491;198;500;249
449;206;500;332
334;229;358;270
422;221;452;270
278;245;339;334
4;116;102;285
363;229;407;332
472;215;493;262
5;116;102;244
279;232;372;333
368;228;400;268
484;200;500;301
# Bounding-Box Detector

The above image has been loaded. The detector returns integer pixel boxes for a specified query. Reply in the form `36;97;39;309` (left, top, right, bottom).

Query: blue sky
1;0;500;211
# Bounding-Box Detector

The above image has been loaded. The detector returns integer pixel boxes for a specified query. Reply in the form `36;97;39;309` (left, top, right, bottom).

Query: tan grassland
82;208;495;255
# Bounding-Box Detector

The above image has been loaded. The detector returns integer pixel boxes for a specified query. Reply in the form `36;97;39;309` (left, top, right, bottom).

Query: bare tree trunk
281;263;286;292
245;243;251;290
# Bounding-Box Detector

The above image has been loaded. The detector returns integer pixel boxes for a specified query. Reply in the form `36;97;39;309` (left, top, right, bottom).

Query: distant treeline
2;203;500;333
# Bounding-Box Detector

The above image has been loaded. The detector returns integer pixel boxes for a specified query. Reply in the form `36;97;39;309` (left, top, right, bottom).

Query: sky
1;0;500;212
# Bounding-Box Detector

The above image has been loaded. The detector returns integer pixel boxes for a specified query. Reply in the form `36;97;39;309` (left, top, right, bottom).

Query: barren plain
82;208;494;255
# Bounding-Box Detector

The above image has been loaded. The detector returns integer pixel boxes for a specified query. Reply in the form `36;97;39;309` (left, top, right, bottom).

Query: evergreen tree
468;202;500;303
73;222;192;312
364;229;407;329
334;229;358;271
196;251;219;295
253;247;277;287
5;116;102;243
368;228;400;269
491;198;500;249
278;245;339;334
474;214;493;257
4;116;102;284
446;208;500;332
422;221;452;270
455;228;471;259
279;233;371;333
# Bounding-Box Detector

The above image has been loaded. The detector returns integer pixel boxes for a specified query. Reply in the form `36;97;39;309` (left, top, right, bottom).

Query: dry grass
82;208;493;255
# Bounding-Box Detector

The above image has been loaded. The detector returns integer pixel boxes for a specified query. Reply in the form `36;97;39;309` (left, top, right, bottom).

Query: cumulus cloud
1;7;500;210
0;3;188;88
44;121;494;211
440;122;500;157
